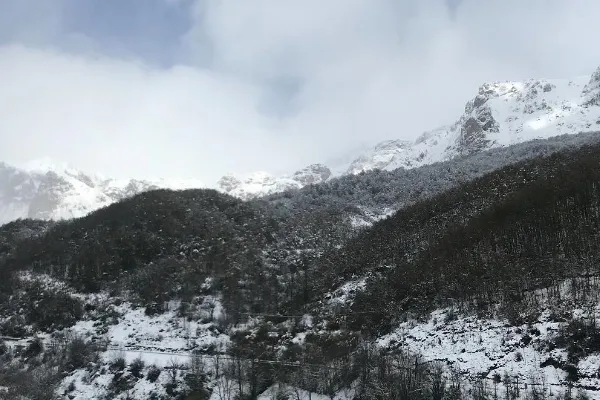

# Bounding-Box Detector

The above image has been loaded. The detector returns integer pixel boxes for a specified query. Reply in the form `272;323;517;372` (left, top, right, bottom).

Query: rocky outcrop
292;164;332;185
458;117;490;156
453;84;502;156
582;66;600;107
456;104;498;156
346;140;413;174
216;175;242;193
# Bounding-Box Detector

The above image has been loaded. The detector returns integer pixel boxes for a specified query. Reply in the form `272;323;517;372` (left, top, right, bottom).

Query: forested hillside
2;134;600;398
265;131;600;227
0;218;51;256
310;141;600;347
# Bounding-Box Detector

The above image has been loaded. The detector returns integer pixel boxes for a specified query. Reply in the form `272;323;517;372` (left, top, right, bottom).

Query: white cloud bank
1;0;600;182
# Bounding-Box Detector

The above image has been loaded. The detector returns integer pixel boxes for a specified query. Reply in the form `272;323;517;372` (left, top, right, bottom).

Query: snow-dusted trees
321;141;600;335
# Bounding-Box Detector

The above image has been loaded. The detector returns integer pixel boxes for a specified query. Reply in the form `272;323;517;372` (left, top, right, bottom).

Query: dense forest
313;143;600;336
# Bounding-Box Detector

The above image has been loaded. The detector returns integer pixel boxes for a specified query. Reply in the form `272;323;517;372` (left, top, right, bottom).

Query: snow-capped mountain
3;66;600;224
217;66;600;197
0;158;203;225
215;164;332;201
346;69;600;175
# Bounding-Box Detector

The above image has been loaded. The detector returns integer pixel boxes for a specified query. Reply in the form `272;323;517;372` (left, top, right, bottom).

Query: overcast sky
1;0;600;182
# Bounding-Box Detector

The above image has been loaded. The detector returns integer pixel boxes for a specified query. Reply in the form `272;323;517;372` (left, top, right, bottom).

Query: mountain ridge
2;65;600;225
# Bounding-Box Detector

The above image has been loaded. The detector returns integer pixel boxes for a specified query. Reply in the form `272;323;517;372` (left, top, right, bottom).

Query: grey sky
1;0;600;182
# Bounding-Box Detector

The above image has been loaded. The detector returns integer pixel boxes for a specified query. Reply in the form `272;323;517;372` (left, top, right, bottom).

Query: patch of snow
258;383;354;400
378;306;600;396
71;300;229;356
57;361;176;400
325;277;367;309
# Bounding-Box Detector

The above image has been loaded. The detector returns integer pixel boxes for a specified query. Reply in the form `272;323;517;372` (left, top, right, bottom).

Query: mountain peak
0;161;205;224
216;171;302;200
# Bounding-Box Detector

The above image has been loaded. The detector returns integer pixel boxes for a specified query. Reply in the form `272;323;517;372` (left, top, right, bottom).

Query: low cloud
1;0;600;183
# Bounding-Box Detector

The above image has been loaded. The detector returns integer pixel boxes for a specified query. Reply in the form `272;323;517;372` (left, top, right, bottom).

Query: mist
1;0;599;183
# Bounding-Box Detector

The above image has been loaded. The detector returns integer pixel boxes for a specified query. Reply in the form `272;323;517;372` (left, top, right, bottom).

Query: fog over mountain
2;1;600;182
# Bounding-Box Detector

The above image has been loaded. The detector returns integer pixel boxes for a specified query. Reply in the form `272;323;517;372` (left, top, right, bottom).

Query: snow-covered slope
319;275;600;398
0;158;203;225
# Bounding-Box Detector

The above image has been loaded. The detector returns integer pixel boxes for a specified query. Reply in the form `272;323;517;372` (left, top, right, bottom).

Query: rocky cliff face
582;66;600;107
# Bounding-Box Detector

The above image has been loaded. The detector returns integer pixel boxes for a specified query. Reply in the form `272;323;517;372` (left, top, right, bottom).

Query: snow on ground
103;348;192;368
379;308;564;382
378;307;600;398
349;206;396;228
325;277;367;309
258;383;354;400
57;360;177;400
53;296;232;399
71;298;230;353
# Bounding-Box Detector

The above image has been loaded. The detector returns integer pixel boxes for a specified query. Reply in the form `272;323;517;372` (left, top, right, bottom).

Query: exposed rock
458;100;499;155
216;175;242;193
346;140;412;174
292;164;332;185
582;66;600;106
458;117;490;156
472;94;488;109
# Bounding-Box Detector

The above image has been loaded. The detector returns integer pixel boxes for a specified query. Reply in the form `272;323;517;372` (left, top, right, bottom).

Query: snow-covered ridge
216;163;332;201
346;71;600;175
3;66;600;223
0;160;204;225
217;66;600;198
